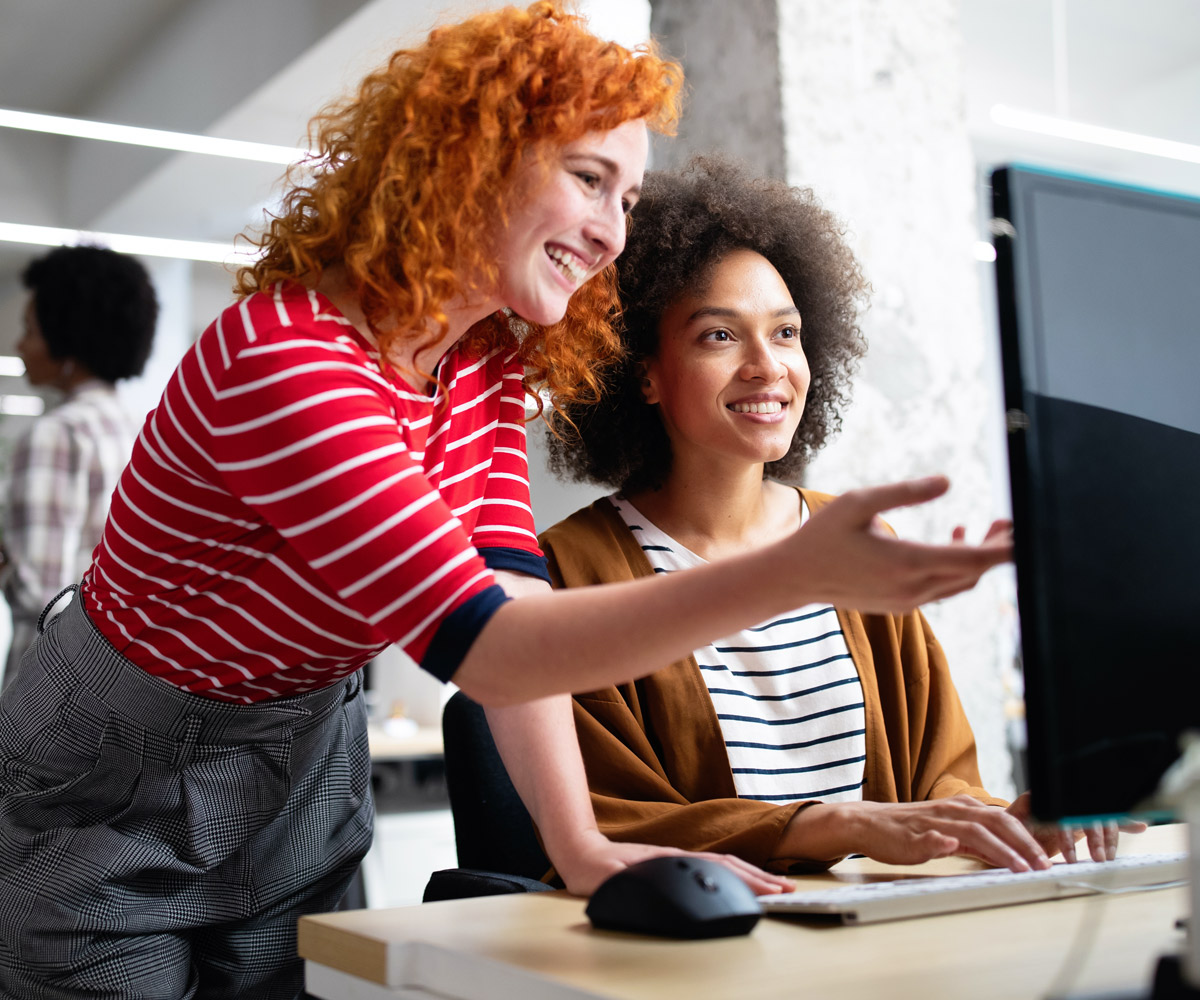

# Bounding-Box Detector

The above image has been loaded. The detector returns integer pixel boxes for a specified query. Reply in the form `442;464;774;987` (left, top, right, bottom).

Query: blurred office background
0;0;1196;902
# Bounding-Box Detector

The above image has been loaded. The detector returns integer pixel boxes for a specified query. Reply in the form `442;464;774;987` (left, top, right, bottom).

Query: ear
639;360;661;406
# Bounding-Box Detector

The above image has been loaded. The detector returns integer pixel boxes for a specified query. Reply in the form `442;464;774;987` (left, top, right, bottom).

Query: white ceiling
0;0;190;114
0;0;1197;282
961;0;1200;197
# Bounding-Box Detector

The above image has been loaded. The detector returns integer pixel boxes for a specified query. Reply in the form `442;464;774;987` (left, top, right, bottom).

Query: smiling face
494;119;648;326
642;248;810;474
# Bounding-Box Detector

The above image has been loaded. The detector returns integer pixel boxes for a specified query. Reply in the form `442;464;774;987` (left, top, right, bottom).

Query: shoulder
539;497;623;551
16;405;74;453
196;287;383;393
796;486;837;514
8;407;84;480
539;497;646;586
212;285;367;358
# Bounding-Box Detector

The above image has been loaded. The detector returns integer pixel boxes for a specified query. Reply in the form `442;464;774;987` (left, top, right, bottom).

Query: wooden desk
300;824;1189;1000
367;723;443;762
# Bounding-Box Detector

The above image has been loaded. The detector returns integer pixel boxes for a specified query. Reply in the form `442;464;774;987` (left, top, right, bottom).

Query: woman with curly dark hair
540;157;1115;875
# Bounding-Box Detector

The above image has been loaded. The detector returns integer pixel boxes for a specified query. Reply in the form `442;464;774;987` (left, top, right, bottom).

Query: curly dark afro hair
22;244;158;384
546;155;868;493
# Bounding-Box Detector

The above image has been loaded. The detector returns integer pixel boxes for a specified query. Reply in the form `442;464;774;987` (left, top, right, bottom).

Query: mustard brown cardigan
540;489;1004;873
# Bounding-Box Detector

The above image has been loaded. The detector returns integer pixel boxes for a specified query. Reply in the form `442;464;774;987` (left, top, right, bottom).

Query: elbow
451;661;532;708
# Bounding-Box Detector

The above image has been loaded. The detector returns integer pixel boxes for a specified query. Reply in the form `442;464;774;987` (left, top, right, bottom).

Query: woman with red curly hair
0;4;1009;997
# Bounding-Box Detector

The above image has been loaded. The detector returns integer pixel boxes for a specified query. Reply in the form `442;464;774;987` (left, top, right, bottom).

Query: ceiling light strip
0;107;309;165
991;105;1200;166
0;221;254;263
0;395;45;416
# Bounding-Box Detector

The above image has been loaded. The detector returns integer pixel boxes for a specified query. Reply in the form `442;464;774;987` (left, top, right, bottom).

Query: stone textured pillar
648;0;787;177
777;0;1015;796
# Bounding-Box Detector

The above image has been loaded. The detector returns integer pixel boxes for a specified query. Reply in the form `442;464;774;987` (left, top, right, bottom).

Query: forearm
484;696;602;870
593;796;807;868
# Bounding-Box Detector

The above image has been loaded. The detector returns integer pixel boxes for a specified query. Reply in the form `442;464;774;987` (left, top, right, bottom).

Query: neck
316;267;501;389
626;455;801;562
59;366;98;395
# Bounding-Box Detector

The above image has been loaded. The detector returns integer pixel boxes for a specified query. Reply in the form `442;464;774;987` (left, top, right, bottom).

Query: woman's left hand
1006;791;1148;863
553;828;795;897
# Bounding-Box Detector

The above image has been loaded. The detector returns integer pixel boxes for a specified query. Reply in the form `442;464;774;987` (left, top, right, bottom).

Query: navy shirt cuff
479;546;551;585
420;583;510;683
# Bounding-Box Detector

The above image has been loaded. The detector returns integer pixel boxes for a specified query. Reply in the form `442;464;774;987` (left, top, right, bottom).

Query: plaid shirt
2;381;139;634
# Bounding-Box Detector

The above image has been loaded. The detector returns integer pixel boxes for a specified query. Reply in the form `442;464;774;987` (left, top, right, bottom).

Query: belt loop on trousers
38;584;79;635
171;716;203;769
343;670;362;703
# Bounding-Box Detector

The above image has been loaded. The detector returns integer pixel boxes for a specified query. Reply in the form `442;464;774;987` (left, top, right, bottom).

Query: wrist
777;802;844;862
541;822;605;867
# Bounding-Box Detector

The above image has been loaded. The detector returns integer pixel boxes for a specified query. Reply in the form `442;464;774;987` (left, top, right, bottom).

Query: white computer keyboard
758;851;1189;924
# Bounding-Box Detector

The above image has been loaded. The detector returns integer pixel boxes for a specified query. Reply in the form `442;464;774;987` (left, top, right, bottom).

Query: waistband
37;590;360;745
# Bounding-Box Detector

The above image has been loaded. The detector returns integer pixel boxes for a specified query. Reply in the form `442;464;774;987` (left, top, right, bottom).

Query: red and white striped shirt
81;284;544;703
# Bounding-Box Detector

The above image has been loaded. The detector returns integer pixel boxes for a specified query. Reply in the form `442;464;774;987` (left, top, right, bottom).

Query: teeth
547;246;588;283
731;401;783;414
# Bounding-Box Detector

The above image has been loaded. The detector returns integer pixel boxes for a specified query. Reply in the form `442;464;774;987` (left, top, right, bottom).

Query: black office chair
422;692;556;901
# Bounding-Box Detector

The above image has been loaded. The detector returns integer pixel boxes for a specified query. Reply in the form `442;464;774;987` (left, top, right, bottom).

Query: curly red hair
236;2;682;406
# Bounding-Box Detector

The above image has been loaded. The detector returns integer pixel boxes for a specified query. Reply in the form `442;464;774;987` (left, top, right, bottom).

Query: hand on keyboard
1006;792;1148;864
782;795;1054;873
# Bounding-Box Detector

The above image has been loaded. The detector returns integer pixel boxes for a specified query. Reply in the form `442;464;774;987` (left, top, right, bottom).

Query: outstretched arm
457;477;1011;706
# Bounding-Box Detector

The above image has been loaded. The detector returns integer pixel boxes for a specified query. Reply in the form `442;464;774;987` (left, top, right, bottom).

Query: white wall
777;0;1017;796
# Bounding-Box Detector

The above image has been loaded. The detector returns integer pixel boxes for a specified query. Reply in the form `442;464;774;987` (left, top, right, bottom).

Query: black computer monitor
991;165;1200;823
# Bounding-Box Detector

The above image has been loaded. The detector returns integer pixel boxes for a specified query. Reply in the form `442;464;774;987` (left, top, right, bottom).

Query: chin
511;300;571;328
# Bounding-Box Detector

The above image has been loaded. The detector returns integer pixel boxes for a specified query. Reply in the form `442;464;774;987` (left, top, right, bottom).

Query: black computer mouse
585;856;762;939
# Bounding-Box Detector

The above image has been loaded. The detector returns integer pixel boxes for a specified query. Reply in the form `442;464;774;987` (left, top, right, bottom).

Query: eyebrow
686;305;801;323
566;153;642;197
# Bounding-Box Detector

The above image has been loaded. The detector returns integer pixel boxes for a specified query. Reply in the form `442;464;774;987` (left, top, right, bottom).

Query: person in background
0;244;157;688
541;157;1136;874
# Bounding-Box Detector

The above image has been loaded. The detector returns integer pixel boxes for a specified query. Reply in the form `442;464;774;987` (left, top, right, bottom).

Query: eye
701;328;733;343
575;171;601;189
622;197;636;215
776;324;801;340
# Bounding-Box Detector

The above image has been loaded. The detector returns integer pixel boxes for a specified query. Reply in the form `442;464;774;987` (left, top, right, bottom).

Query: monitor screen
991;165;1200;822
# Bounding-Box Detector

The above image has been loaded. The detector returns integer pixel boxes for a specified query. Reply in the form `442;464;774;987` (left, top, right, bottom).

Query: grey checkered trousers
0;589;374;999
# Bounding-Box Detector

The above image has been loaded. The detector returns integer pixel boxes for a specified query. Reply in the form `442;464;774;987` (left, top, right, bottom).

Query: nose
583;196;627;259
739;338;788;382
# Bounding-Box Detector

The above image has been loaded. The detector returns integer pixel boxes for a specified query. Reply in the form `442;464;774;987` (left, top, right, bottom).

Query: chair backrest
441;691;550;880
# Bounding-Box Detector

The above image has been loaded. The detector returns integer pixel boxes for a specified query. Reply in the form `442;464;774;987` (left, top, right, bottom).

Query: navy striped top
610;495;866;805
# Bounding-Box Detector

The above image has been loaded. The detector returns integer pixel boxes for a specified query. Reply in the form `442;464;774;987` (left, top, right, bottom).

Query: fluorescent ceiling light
0;356;26;377
0;107;309;165
0;395;45;416
973;241;997;263
991;105;1200;166
0;221;255;264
